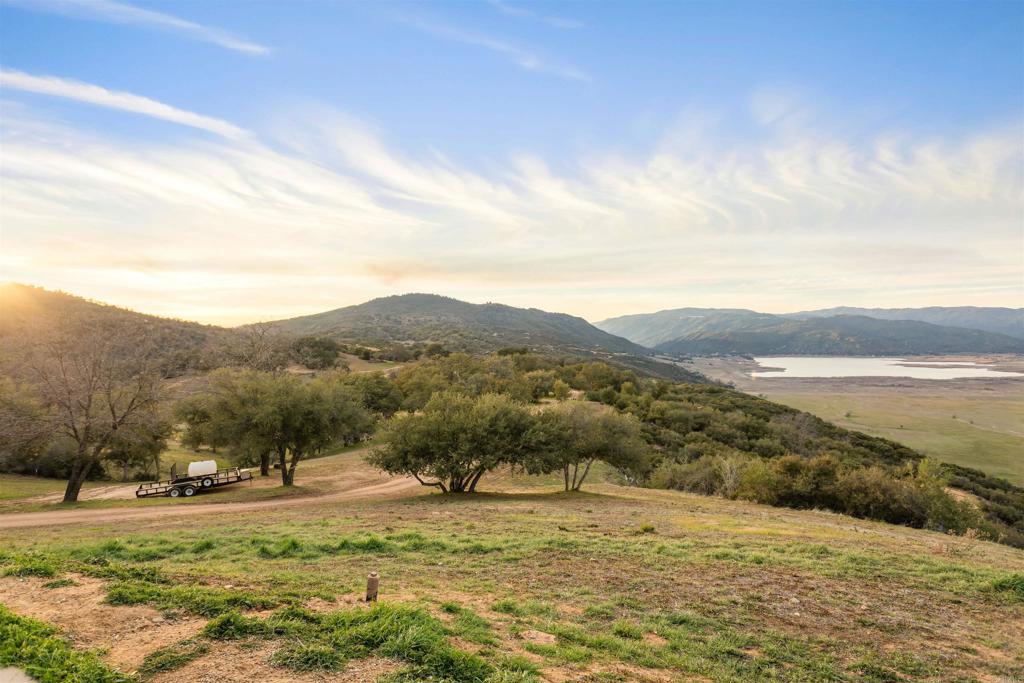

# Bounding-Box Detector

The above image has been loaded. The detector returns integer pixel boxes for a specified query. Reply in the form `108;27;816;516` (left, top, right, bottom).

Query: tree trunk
572;459;595;491
284;453;300;486
260;452;271;477
62;450;94;503
563;464;570;491
277;449;290;486
467;468;486;492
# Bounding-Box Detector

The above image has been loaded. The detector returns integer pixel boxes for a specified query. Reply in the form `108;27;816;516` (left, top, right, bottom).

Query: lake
750;357;1024;380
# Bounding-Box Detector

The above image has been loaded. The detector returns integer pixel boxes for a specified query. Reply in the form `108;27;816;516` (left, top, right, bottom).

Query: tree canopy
528;403;647;491
181;370;373;485
370;391;536;493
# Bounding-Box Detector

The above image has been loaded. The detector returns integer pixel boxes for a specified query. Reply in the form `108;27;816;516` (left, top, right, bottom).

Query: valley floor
687;356;1024;485
2;450;1023;682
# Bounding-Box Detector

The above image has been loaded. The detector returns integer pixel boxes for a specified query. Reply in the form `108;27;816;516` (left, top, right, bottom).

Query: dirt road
0;455;421;531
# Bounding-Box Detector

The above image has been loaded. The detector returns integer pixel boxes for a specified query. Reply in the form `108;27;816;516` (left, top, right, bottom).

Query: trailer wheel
182;485;196;497
201;478;214;488
168;488;181;498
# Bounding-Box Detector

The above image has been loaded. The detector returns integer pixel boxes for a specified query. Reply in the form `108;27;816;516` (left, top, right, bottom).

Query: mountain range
785;306;1024;340
4;284;1022;369
595;306;1024;356
0;285;701;382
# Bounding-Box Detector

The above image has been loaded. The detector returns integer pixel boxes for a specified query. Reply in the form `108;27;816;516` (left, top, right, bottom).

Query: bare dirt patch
0;574;205;671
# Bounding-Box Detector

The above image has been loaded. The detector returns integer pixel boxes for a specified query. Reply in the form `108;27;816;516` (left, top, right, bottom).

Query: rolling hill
0;285;704;382
787;306;1024;340
268;293;648;355
266;293;707;382
595;308;781;348
596;306;1024;356
0;283;235;375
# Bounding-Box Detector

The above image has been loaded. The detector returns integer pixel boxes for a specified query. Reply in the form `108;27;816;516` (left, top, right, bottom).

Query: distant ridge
596;306;1024;356
785;306;1024;340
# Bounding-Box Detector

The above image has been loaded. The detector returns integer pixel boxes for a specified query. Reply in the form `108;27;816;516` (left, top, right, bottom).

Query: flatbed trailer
136;467;253;499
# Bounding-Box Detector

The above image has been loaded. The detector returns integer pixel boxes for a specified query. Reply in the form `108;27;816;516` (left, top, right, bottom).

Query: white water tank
187;460;218;477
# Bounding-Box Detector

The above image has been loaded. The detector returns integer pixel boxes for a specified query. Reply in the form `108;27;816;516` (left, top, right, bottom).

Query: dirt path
0;473;422;531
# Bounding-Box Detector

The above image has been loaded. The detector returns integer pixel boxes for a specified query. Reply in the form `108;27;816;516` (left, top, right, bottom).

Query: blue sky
1;0;1021;324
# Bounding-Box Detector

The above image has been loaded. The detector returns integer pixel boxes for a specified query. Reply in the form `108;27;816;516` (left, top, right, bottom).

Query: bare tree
29;322;163;502
229;322;288;371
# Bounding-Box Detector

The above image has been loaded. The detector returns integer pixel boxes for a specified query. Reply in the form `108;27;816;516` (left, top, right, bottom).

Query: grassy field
0;474;101;501
766;389;1024;485
688;357;1024;485
1;451;1022;683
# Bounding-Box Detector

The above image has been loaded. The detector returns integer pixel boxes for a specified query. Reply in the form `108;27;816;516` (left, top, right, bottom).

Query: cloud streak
0;99;1020;323
488;0;584;30
393;13;590;82
2;0;270;55
0;69;248;139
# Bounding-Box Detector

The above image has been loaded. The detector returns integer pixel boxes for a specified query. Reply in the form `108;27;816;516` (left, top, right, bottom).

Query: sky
0;0;1021;326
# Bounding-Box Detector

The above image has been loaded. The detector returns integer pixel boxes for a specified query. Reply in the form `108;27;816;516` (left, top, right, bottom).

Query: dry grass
1;454;1022;682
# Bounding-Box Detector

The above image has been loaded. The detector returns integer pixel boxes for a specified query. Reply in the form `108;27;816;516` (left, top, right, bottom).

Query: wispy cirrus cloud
1;0;270;55
393;13;590;82
1;94;1020;323
0;69;248;139
488;0;584;30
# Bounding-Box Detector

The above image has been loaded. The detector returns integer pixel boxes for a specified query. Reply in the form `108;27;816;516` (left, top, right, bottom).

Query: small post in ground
366;572;379;602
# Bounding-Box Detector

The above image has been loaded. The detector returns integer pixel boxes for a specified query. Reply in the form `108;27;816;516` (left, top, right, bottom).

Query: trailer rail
136;467;252;498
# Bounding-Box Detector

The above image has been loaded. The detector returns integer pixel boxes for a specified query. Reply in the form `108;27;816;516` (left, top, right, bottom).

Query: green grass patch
2;554;62;578
106;581;276;617
138;639;210;676
989;572;1024;601
0;604;134;682
202;602;493;682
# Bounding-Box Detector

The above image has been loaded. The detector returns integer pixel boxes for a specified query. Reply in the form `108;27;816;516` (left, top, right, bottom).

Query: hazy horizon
1;0;1021;325
5;280;1023;329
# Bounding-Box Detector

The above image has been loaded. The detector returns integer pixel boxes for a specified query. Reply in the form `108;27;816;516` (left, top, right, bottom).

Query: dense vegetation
597;305;1024;355
787;305;1024;340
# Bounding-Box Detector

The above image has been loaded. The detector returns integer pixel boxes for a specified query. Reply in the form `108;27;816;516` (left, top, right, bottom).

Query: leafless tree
28;321;163;502
229;322;288;371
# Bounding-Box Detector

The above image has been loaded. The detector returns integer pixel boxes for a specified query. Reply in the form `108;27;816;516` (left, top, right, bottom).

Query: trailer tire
168;488;181;498
201;478;214;488
182;485;196;497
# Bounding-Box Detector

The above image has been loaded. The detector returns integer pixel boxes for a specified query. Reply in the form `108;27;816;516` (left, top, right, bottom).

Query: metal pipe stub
366;572;379;602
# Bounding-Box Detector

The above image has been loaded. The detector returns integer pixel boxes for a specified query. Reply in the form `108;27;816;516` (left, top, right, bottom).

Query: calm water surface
750;357;1024;380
